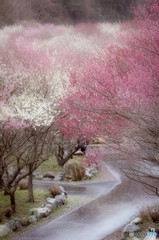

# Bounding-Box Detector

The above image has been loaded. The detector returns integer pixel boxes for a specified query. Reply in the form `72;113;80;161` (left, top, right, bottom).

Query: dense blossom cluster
59;0;159;145
0;21;122;129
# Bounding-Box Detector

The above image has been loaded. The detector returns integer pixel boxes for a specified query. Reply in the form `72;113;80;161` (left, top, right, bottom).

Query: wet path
19;149;159;240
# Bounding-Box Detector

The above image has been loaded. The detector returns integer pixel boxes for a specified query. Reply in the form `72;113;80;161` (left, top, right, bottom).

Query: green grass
35;155;63;174
0;189;91;221
36;155;86;175
0;190;50;220
0;189;92;240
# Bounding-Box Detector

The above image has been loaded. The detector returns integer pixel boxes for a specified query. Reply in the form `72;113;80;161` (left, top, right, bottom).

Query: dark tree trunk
28;171;34;202
10;192;16;213
4;190;9;195
55;144;80;166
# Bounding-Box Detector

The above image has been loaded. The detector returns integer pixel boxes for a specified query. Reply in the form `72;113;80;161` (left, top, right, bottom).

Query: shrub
64;159;85;181
48;184;62;197
85;149;100;168
18;179;28;190
140;205;159;224
3;207;13;218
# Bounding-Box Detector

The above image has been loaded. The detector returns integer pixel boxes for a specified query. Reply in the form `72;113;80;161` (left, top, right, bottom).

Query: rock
45;198;58;210
84;169;93;179
44;204;53;213
30;207;50;218
0;224;12;238
8;218;21;231
33;172;43;180
20;217;30;227
28;215;38;224
91;170;99;175
55;193;67;207
130;217;142;225
123;223;140;233
89;164;99;176
35;174;43;180
43;173;55;179
54;173;65;181
59;186;67;197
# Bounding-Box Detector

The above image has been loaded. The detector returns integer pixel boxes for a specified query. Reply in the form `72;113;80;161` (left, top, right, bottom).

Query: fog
0;0;144;27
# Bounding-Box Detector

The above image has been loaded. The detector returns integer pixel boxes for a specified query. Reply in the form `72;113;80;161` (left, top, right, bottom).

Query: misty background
0;0;144;27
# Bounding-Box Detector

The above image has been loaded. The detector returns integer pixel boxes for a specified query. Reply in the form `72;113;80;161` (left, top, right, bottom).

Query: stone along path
18;150;159;240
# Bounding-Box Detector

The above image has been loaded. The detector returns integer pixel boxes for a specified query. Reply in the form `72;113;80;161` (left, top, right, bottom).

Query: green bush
64;159;85;181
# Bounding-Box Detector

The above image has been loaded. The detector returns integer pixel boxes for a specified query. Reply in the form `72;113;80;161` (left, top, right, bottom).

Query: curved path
19;149;159;240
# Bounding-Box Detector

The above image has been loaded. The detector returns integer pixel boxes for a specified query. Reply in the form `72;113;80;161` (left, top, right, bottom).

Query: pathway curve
19;148;159;240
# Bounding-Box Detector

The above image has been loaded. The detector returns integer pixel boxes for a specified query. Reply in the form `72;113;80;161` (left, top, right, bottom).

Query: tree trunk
4;190;9;195
28;171;34;202
10;192;16;213
55;144;80;166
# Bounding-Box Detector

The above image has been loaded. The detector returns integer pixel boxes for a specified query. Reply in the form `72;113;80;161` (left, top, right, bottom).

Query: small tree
0;123;56;211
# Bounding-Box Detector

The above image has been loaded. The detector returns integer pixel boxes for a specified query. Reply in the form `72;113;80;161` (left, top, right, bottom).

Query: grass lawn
35;155;63;175
0;189;50;220
35;154;87;176
0;189;92;240
0;189;87;220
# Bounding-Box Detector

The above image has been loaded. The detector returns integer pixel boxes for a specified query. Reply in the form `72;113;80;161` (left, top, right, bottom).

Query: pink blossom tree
59;0;159;195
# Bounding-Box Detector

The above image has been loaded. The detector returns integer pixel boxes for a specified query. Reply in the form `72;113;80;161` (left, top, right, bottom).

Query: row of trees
0;0;158;213
0;31;79;212
58;0;159;196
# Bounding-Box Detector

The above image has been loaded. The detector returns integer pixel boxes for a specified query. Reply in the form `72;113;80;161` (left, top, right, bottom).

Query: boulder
123;223;140;233
84;169;93;179
20;217;30;227
54;173;65;181
59;186;67;197
130;217;142;225
44;204;53;213
45;198;58;210
28;215;38;224
33;172;43;180
55;193;67;207
8;218;21;231
0;224;12;238
43;173;55;179
30;207;50;218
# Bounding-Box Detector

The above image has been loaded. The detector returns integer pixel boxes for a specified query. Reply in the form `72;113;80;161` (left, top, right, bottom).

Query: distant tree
0;0;139;26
